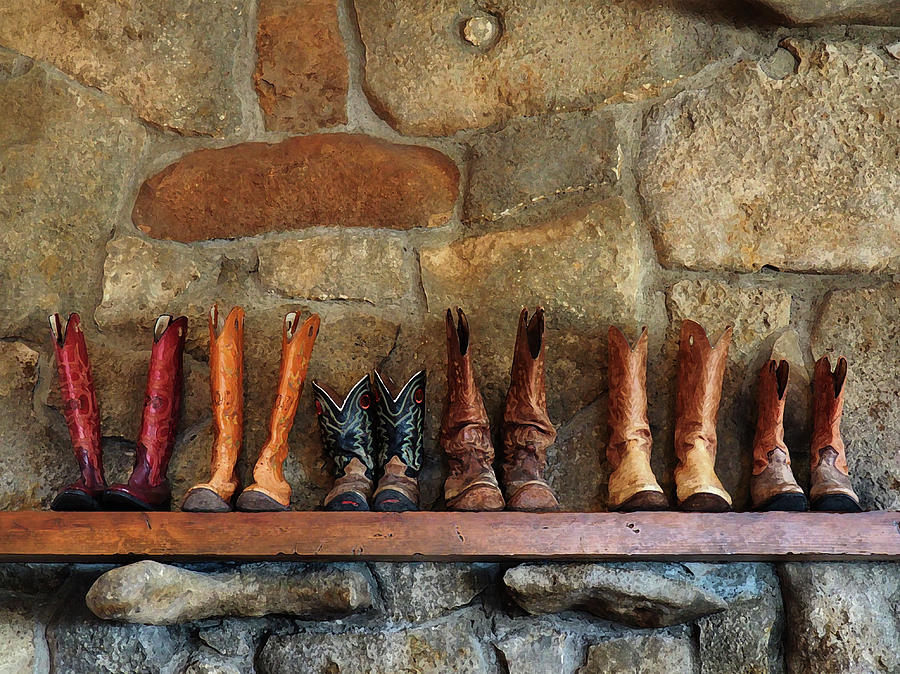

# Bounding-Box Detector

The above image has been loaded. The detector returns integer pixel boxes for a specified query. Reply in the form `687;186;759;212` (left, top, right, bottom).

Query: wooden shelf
1;511;898;562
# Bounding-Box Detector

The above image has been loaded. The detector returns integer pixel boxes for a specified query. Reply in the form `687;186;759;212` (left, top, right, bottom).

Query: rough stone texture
810;284;900;510
259;608;496;673
0;597;38;673
665;280;793;509
86;560;373;624
132;134;460;242
0;0;250;136
779;562;900;674
463;110;622;226
579;631;700;674
370;562;497;622
755;0;900;25
493;621;584;674
0;58;144;341
503;563;727;628
257;233;409;303
639;39;900;273
355;0;775;135
254;0;348;132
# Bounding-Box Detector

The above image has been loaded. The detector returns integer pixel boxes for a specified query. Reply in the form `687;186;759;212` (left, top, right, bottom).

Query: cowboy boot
313;375;376;511
236;312;320;512
104;314;187;511
441;308;505;511
372;369;426;512
750;360;807;511
810;356;861;512
606;326;668;512
501;308;559;511
183;306;245;512
674;320;733;512
48;313;106;510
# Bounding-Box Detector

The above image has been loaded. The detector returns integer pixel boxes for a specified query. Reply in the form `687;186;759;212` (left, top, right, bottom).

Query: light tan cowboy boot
750;360;807;511
182;306;245;512
674;320;733;512
606;326;668;511
236;312;320;512
501;308;559;511
809;356;861;512
441;308;505;511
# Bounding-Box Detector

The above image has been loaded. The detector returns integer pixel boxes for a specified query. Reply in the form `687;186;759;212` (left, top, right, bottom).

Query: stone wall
0;0;898;672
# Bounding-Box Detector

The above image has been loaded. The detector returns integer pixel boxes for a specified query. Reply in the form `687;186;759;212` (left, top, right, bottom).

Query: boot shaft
607;325;651;467
373;369;426;475
209;305;245;447
313;375;376;480
503;308;554;434
811;356;848;473
752;360;790;475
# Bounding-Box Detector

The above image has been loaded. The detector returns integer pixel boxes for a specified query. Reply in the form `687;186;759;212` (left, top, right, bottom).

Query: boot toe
103;486;170;512
679;492;732;512
811;494;862;513
182;487;233;513
447;484;505;511
507;483;559;512
235;489;289;512
756;492;808;512
373;489;418;512
324;492;370;511
51;489;101;511
613;490;670;512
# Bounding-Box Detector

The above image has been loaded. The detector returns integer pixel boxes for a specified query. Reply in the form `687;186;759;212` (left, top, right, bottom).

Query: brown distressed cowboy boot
809;356;861;512
183;306;245;512
441;308;505;511
750;360;807;511
313;375;377;511
105;315;188;511
372;369;426;512
501;308;559;511
236;312;320;512
606;326;668;512
674;320;733;512
49;313;107;510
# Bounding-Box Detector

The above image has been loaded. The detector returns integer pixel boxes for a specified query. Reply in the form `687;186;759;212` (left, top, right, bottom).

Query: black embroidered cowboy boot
313;375;376;511
372;369;426;512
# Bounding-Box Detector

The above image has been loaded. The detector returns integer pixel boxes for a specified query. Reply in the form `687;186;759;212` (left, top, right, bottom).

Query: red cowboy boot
104;315;187;511
49;313;106;510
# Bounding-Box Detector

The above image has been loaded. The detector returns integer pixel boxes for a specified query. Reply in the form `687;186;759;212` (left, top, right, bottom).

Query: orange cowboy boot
750;360;807;511
440;308;505;511
236;312;320;512
809;356;861;512
500;307;559;511
182;306;245;512
673;320;733;512
606;326;668;511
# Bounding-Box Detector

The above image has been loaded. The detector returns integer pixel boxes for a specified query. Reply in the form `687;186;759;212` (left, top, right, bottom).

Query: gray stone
0;59;145;341
86;561;373;624
779;562;900;674
370;562;497;622
0;0;251;135
639;39;900;273
503;563;727;628
755;0;900;25
463;110;621;226
0;563;70;595
0;596;39;674
355;0;775;135
494;621;584;674
811;284;900;510
257;233;409;304
578;629;699;674
258;608;496;673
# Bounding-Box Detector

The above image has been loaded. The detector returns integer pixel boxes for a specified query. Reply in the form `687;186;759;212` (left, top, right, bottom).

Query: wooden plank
0;511;898;562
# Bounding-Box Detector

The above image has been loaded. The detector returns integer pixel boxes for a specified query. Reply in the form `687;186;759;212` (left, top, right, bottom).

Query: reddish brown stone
254;0;348;133
132;134;460;241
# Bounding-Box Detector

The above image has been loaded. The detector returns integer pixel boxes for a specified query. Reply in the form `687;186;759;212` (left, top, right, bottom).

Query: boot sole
812;494;862;513
679;492;732;512
182;488;233;513
613;490;670;512
373;490;418;512
235;490;289;512
51;490;101;511
324;492;370;511
756;492;808;512
103;490;170;512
